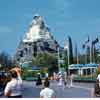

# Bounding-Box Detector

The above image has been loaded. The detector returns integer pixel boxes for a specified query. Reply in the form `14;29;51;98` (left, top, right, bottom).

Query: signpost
57;47;61;72
64;40;69;75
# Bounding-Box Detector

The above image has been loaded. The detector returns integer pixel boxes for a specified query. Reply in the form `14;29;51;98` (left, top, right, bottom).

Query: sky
0;0;100;55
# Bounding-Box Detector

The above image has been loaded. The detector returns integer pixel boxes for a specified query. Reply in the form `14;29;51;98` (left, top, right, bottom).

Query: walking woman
4;69;23;98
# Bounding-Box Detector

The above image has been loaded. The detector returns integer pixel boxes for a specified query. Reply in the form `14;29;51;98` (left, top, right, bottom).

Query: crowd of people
3;67;74;98
2;66;100;98
53;72;74;88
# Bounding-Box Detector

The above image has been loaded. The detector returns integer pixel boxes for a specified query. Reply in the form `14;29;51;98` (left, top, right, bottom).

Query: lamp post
57;46;61;72
64;40;69;75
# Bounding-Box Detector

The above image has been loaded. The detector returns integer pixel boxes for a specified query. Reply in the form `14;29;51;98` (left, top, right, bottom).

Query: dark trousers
8;95;22;98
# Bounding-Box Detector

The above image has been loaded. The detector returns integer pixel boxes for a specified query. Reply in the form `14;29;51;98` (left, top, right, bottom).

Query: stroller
94;79;100;97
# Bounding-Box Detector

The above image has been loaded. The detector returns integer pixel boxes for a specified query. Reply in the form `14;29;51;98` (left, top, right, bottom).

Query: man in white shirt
4;70;22;98
40;79;56;98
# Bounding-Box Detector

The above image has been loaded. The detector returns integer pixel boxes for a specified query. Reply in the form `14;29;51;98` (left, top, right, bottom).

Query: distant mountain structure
14;15;60;63
23;15;52;42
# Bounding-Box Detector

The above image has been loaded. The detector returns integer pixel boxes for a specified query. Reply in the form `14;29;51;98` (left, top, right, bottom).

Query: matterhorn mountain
14;15;60;63
23;15;52;42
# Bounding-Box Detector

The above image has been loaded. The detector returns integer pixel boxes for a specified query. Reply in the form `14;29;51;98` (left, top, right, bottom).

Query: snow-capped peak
23;15;51;43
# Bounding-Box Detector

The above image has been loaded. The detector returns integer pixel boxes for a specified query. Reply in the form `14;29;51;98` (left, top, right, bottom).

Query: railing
73;75;96;82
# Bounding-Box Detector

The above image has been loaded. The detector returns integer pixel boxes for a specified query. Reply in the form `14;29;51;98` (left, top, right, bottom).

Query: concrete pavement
22;81;94;98
0;80;94;98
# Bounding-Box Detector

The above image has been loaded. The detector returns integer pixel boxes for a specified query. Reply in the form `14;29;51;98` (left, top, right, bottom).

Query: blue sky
0;0;100;55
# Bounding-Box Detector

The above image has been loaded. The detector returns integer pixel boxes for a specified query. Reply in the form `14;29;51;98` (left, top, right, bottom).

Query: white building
69;63;99;76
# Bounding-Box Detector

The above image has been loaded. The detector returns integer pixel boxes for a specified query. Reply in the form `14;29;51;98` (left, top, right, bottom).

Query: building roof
69;63;99;69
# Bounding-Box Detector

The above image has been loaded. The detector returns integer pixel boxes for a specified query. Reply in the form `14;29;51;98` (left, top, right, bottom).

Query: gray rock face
14;15;59;63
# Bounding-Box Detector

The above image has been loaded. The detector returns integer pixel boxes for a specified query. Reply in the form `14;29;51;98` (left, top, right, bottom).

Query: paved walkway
22;81;94;98
1;81;95;98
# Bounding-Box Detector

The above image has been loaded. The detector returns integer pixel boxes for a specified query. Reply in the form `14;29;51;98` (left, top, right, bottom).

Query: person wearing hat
4;69;23;98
